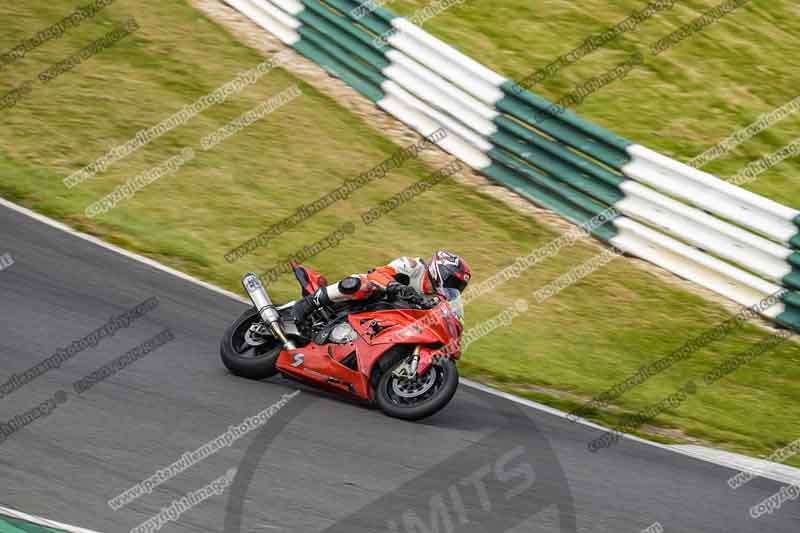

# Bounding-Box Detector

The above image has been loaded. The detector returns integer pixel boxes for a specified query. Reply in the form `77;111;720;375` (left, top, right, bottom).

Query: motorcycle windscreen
292;261;328;296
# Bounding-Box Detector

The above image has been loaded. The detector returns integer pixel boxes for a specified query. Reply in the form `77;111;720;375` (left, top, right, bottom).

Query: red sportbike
220;262;464;420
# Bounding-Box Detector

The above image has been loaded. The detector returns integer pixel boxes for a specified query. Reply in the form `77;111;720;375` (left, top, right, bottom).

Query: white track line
3;196;799;488
0;504;102;533
461;379;800;485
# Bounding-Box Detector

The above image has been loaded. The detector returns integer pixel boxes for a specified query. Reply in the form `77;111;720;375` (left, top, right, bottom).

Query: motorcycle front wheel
375;356;459;421
220;307;281;380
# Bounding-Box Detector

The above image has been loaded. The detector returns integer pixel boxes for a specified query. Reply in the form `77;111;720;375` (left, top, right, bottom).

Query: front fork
393;345;422;379
396;345;453;378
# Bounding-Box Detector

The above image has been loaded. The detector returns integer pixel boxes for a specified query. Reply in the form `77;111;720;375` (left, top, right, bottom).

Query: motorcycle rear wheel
375;356;459;421
220;307;281;379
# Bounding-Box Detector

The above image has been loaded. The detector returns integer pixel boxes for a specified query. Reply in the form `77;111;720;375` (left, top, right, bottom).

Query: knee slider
338;276;362;295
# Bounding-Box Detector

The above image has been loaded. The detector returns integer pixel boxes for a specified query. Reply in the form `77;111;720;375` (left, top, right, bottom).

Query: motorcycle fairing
275;305;456;401
278;265;464;398
276;340;372;399
348;307;451;346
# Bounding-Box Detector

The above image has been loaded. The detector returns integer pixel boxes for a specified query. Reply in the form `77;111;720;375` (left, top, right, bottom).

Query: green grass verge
0;514;70;533
388;0;800;206
1;0;799;466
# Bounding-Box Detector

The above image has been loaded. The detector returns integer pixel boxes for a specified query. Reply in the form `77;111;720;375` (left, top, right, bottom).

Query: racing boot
291;287;331;323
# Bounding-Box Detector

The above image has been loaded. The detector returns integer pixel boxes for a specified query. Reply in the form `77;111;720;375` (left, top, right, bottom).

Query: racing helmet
427;250;471;293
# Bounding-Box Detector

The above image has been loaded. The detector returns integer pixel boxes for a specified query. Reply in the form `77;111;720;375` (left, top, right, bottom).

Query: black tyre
220;307;281;379
375;356;459;421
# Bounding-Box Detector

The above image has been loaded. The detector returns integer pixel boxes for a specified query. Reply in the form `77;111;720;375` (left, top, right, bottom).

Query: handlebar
406;293;440;309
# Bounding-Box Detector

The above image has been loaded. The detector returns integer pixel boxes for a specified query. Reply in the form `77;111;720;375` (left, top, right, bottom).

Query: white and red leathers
326;256;433;303
292;251;470;322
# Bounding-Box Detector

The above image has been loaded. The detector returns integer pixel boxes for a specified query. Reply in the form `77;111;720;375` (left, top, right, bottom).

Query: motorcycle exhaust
242;272;296;350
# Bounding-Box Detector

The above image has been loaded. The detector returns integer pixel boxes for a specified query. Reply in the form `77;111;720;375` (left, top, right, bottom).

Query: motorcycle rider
291;250;471;322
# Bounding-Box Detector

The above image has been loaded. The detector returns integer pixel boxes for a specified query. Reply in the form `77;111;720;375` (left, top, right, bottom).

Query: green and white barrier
224;0;800;329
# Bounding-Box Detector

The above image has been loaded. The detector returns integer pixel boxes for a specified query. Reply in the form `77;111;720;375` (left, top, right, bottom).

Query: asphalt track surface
0;203;797;533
